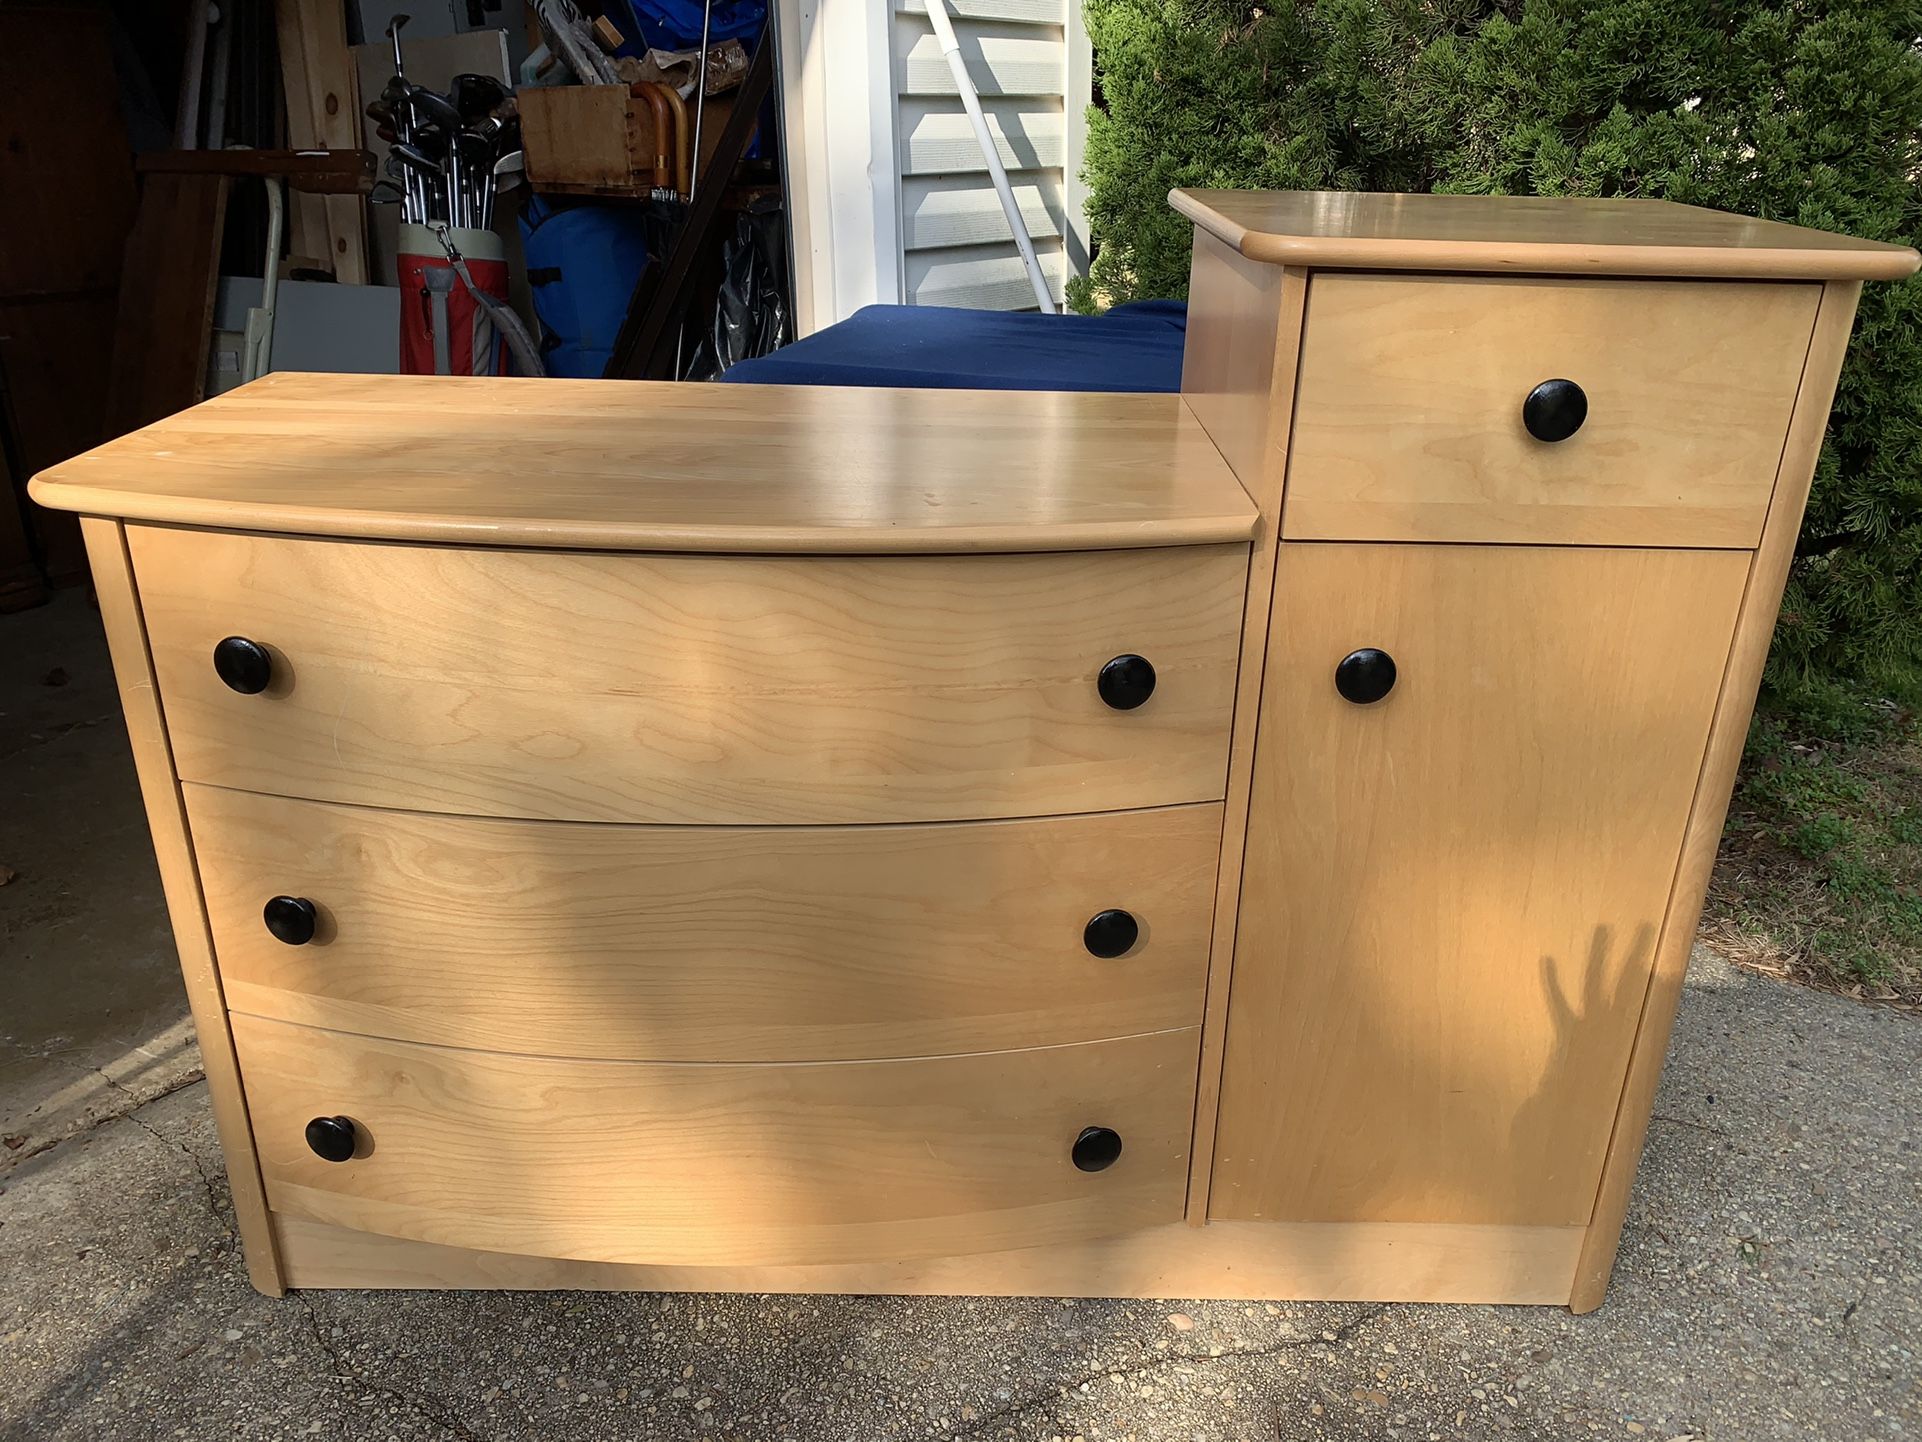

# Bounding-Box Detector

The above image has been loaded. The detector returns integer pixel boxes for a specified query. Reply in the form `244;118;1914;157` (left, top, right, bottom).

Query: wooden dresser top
29;372;1258;553
1172;188;1921;280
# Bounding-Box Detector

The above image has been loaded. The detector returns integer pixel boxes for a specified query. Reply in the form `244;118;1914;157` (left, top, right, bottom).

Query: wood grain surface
29;373;1258;553
1571;280;1866;1310
273;1211;1582;1304
191;787;1220;1061
232;1015;1199;1267
131;530;1246;824
1284;274;1818;546
1175;237;1315;1224
1172;188;1920;279
79;519;285;1295
1177;229;1292;509
1210;542;1748;1228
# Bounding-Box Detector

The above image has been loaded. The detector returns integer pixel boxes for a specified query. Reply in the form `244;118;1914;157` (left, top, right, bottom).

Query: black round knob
1071;1125;1123;1173
263;895;318;946
213;636;273;694
1097;654;1156;711
1522;378;1587;442
304;1116;357;1163
1083;909;1139;959
1335;648;1397;705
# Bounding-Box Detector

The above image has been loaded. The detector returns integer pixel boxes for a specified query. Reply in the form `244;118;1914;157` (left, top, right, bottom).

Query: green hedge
1073;0;1922;697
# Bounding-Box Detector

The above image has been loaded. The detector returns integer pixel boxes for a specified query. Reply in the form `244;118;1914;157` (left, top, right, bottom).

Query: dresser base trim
270;1214;1581;1306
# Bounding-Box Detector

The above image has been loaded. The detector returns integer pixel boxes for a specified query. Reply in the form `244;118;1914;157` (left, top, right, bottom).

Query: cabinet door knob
1083;908;1139;958
1097;654;1156;710
1072;1125;1123;1173
305;1116;357;1163
213;636;274;694
1522;378;1587;442
1335;648;1397;705
263;895;318;946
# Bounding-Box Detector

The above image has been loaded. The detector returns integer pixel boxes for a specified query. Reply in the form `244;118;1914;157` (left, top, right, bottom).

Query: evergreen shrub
1073;0;1922;697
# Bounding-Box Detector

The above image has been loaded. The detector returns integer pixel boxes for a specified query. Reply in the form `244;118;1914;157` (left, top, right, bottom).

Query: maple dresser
31;191;1914;1311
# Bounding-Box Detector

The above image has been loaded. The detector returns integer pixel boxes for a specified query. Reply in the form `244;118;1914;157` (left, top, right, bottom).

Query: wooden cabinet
30;194;1914;1309
1211;543;1747;1226
1172;187;1911;1312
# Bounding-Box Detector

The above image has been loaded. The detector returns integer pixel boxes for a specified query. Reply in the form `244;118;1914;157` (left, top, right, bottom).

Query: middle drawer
190;785;1221;1061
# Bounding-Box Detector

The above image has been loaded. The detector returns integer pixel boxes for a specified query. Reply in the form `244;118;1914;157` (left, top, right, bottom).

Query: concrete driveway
3;594;1917;1441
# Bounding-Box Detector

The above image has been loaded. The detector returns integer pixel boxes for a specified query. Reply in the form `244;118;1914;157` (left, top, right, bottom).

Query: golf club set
368;15;524;231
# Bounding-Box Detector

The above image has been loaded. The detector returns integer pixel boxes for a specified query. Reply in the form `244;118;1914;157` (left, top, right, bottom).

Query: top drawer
1284;274;1821;547
128;527;1245;825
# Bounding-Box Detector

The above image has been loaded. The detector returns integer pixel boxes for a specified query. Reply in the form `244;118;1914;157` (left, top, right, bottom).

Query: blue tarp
615;0;765;51
719;301;1187;392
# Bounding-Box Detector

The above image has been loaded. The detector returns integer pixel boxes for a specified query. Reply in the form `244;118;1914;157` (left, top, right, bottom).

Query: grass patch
1705;682;1922;1009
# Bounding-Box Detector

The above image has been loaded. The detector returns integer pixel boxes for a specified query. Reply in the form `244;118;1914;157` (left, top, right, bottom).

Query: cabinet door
1211;543;1748;1226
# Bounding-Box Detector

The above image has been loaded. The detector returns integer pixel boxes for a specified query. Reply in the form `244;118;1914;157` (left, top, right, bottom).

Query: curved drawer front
190;786;1221;1061
1286;274;1820;546
129;528;1246;824
233;1015;1198;1267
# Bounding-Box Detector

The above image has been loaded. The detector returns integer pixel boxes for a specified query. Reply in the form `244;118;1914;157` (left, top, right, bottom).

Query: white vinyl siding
890;0;1085;310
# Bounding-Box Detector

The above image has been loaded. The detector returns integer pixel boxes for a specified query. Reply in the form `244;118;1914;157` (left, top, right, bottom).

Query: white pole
921;0;1054;313
242;175;283;382
174;0;212;150
203;2;231;149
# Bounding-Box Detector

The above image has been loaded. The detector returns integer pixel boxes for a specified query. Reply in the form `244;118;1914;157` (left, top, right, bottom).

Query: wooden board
1210;542;1748;1228
0;293;124;586
29;373;1258;554
232;1015;1199;1267
1284;274;1818;547
1177;229;1292;511
274;1212;1583;1304
0;3;137;587
137;148;376;195
190;787;1220;1061
0;5;137;298
104;174;230;438
1174;232;1318;1224
78;519;284;1294
1170;188;1920;280
129;530;1246;825
0;404;45;608
274;0;367;282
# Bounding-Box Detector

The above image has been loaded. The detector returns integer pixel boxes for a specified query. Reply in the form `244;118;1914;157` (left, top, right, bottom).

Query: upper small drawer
128;528;1245;825
1284;274;1822;547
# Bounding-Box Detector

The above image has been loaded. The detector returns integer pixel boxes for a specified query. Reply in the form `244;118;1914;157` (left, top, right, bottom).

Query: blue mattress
721;300;1187;392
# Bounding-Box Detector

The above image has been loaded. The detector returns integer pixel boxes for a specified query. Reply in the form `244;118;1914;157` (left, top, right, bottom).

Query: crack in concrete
1651;1112;1732;1138
928;1303;1393;1442
291;1291;492;1442
1;1065;208;1172
94;1068;236;1247
39;1075;485;1439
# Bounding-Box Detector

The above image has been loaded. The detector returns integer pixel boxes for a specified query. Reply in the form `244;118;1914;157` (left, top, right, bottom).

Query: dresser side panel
1178;229;1302;514
1570;279;1863;1311
78;515;284;1296
1180;251;1312;1221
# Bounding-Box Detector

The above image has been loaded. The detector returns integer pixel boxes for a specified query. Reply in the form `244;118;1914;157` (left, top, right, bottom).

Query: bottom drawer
233;1015;1198;1267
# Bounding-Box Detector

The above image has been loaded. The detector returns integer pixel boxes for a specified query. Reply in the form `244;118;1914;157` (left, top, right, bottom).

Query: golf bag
398;223;510;376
